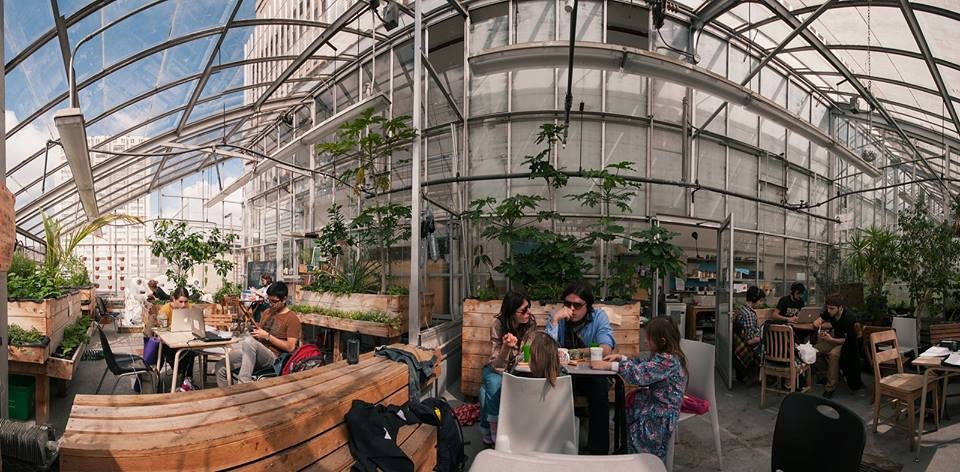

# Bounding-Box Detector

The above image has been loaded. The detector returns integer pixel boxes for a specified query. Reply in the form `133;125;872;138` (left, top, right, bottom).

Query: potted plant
147;220;238;290
846;227;898;323
895;197;960;341
301;109;433;330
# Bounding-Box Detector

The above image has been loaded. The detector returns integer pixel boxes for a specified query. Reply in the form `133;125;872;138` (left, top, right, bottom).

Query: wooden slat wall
461;299;643;398
60;345;438;471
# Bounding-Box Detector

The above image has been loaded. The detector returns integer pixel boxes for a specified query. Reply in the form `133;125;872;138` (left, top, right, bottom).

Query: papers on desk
945;353;960;367
920;346;952;357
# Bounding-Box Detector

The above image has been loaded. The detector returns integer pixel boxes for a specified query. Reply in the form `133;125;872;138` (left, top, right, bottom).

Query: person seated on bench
216;281;301;386
545;282;615;455
156;287;199;391
480;291;537;447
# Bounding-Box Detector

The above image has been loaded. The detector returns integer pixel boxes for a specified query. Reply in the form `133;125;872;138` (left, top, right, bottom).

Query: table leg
225;345;233;386
35;375;49;424
614;377;627;454
170;349;183;393
917;368;931;454
333;331;342;361
156;342;163;373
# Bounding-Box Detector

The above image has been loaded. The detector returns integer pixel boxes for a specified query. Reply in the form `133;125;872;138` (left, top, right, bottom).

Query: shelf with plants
291;304;403;339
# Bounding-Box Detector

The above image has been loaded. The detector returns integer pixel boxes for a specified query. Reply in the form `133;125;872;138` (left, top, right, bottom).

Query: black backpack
419;398;466;472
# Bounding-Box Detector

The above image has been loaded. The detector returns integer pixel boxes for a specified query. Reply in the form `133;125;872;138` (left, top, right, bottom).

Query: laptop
170;308;202;332
190;311;232;342
794;307;822;324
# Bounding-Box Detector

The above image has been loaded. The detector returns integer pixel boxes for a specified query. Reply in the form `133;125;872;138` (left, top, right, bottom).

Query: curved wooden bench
60;345;438;471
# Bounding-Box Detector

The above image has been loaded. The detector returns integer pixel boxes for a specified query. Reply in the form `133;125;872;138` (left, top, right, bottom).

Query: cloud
158;162;244;225
5;110;64;205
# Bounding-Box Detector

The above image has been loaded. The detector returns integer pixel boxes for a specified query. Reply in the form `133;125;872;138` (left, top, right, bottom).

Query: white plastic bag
797;341;817;365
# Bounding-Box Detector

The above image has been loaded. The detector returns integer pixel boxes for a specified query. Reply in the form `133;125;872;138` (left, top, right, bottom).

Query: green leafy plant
9;325;45;346
385;286;409;296
42;213;143;276
213;282;243;304
896;197;960;325
54;314;91;358
315;204;350;262
63;256;91;288
305;258;380;295
148;220;239;289
521;123;569;189
351;203;412;294
8;251;64;300
290;304;401;330
625;226;686;292
846;226;898;321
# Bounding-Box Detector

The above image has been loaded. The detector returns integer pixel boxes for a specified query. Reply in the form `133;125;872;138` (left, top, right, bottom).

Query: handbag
142;336;161;367
680;394;710;415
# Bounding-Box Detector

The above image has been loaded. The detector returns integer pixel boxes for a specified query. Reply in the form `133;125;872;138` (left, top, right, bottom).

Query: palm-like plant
42;213;145;275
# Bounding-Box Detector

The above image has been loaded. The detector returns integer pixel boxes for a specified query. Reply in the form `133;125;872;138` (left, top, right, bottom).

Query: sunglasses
563;300;585;310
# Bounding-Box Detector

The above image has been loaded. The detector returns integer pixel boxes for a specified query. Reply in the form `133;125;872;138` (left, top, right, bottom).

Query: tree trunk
379;245;387;295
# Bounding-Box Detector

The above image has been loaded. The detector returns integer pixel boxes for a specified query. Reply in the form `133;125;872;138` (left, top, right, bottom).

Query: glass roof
5;0;960;234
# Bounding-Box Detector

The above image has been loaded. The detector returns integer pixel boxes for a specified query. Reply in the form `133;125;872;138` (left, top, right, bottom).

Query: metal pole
562;0;579;142
409;0;423;344
0;0;8;420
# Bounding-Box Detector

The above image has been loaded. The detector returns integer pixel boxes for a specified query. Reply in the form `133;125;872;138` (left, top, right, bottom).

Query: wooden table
515;361;629;454
156;330;237;392
912;355;960;454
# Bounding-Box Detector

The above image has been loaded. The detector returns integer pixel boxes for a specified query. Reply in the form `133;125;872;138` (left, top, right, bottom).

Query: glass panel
607;70;647;117
468;121;507;200
759;234;784;297
86;79;198;137
511;120;550;212
558;0;602;42
607;1;648;49
559;68;602;112
558;120;601;213
650;127;683;215
6;97;68;172
695;139;724;221
605;122;646;215
5;39;67;130
512;69;554;112
760;155;785;234
4;0;54;60
728;149;757;230
785;169;809;238
515;0;555;43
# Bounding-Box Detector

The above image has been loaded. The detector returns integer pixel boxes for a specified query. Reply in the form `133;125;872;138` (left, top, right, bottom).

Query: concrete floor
46;331;960;471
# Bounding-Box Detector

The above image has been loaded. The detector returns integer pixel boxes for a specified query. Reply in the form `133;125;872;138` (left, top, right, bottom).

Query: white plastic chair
891;316;919;369
666;339;723;471
470;449;666;472
496;373;578;454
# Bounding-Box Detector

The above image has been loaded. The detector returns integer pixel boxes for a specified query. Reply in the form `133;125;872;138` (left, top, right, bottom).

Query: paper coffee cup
590;347;603;361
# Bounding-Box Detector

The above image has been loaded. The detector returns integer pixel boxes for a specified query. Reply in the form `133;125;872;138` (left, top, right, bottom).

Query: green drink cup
522;344;531;362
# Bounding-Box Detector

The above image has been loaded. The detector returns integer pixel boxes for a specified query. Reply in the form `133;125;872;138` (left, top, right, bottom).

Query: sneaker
481;432;495;447
178;378;194;392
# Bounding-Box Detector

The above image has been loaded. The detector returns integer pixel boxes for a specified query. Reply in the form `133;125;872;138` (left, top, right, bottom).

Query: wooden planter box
460;298;643;398
297;312;403;339
9;291;82;363
9;342;49;364
48;323;94;381
299;291;435;330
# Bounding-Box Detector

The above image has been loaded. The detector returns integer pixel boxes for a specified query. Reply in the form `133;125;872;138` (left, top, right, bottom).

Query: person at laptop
812;293;863;398
216;281;301;387
772;282;805;323
156;287;199;391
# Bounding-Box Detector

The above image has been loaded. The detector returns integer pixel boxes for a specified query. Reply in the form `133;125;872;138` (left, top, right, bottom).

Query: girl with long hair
591;316;687;460
479;291;537;446
528;331;562;387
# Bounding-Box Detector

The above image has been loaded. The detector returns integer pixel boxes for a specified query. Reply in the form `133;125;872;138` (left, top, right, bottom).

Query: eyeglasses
563;300;585;310
268;297;284;304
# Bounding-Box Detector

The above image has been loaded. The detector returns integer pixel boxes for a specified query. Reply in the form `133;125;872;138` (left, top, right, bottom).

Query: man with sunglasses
216;281;301;386
545;282;616;454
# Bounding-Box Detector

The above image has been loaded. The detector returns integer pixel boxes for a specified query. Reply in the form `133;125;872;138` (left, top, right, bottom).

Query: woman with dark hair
592;317;687;460
734;286;765;383
479;291;537;446
545;282;616;454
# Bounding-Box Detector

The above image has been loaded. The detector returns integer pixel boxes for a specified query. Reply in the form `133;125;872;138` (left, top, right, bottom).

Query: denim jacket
545;307;616;349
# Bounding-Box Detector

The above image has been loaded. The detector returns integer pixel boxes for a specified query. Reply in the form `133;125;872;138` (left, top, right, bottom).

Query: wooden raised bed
9;342;49;364
48;322;95;381
297;312;402;339
9;291;82;364
460;298;643;398
299;291;435;329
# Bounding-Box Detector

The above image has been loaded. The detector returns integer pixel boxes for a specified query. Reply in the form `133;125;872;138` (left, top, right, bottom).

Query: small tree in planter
846;226;899;322
147;220;239;290
895;197;960;332
42;213;144;287
351;202;412;294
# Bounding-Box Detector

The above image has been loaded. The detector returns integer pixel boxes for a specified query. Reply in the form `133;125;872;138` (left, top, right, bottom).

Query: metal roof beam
176;0;244;135
226;0;369;139
422;52;464;122
692;0;740;30
758;0;952;197
898;0;960;141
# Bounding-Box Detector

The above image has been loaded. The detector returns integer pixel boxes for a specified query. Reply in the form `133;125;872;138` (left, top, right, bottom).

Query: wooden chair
760;324;811;408
868;330;940;451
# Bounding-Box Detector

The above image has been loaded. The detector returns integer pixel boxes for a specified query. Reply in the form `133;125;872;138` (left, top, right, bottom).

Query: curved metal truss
5;0;960;236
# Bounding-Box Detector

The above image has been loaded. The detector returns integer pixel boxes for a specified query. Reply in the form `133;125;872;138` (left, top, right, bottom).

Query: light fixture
205;93;391;208
54;107;99;220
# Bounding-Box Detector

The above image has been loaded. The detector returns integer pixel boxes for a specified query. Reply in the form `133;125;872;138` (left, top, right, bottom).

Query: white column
408;0;423;343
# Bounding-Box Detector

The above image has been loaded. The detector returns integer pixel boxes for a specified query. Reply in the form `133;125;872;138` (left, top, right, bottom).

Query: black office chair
95;297;123;335
94;323;161;394
771;393;865;472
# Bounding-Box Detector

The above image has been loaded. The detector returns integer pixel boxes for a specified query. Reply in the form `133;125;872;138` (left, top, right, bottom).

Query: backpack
420;398;466;472
282;343;323;375
290;355;326;373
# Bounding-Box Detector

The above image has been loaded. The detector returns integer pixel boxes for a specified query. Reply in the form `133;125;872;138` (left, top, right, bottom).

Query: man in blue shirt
546;282;616;454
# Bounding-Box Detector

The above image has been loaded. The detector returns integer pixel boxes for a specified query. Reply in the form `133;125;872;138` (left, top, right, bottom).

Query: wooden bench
461;299;643;398
59;345;439;471
930;323;960;347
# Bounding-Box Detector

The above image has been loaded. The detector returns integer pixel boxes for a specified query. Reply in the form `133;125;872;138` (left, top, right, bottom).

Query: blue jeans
479;365;502;430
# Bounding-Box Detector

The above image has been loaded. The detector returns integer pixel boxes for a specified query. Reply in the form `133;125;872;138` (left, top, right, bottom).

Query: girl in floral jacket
591;316;687;461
